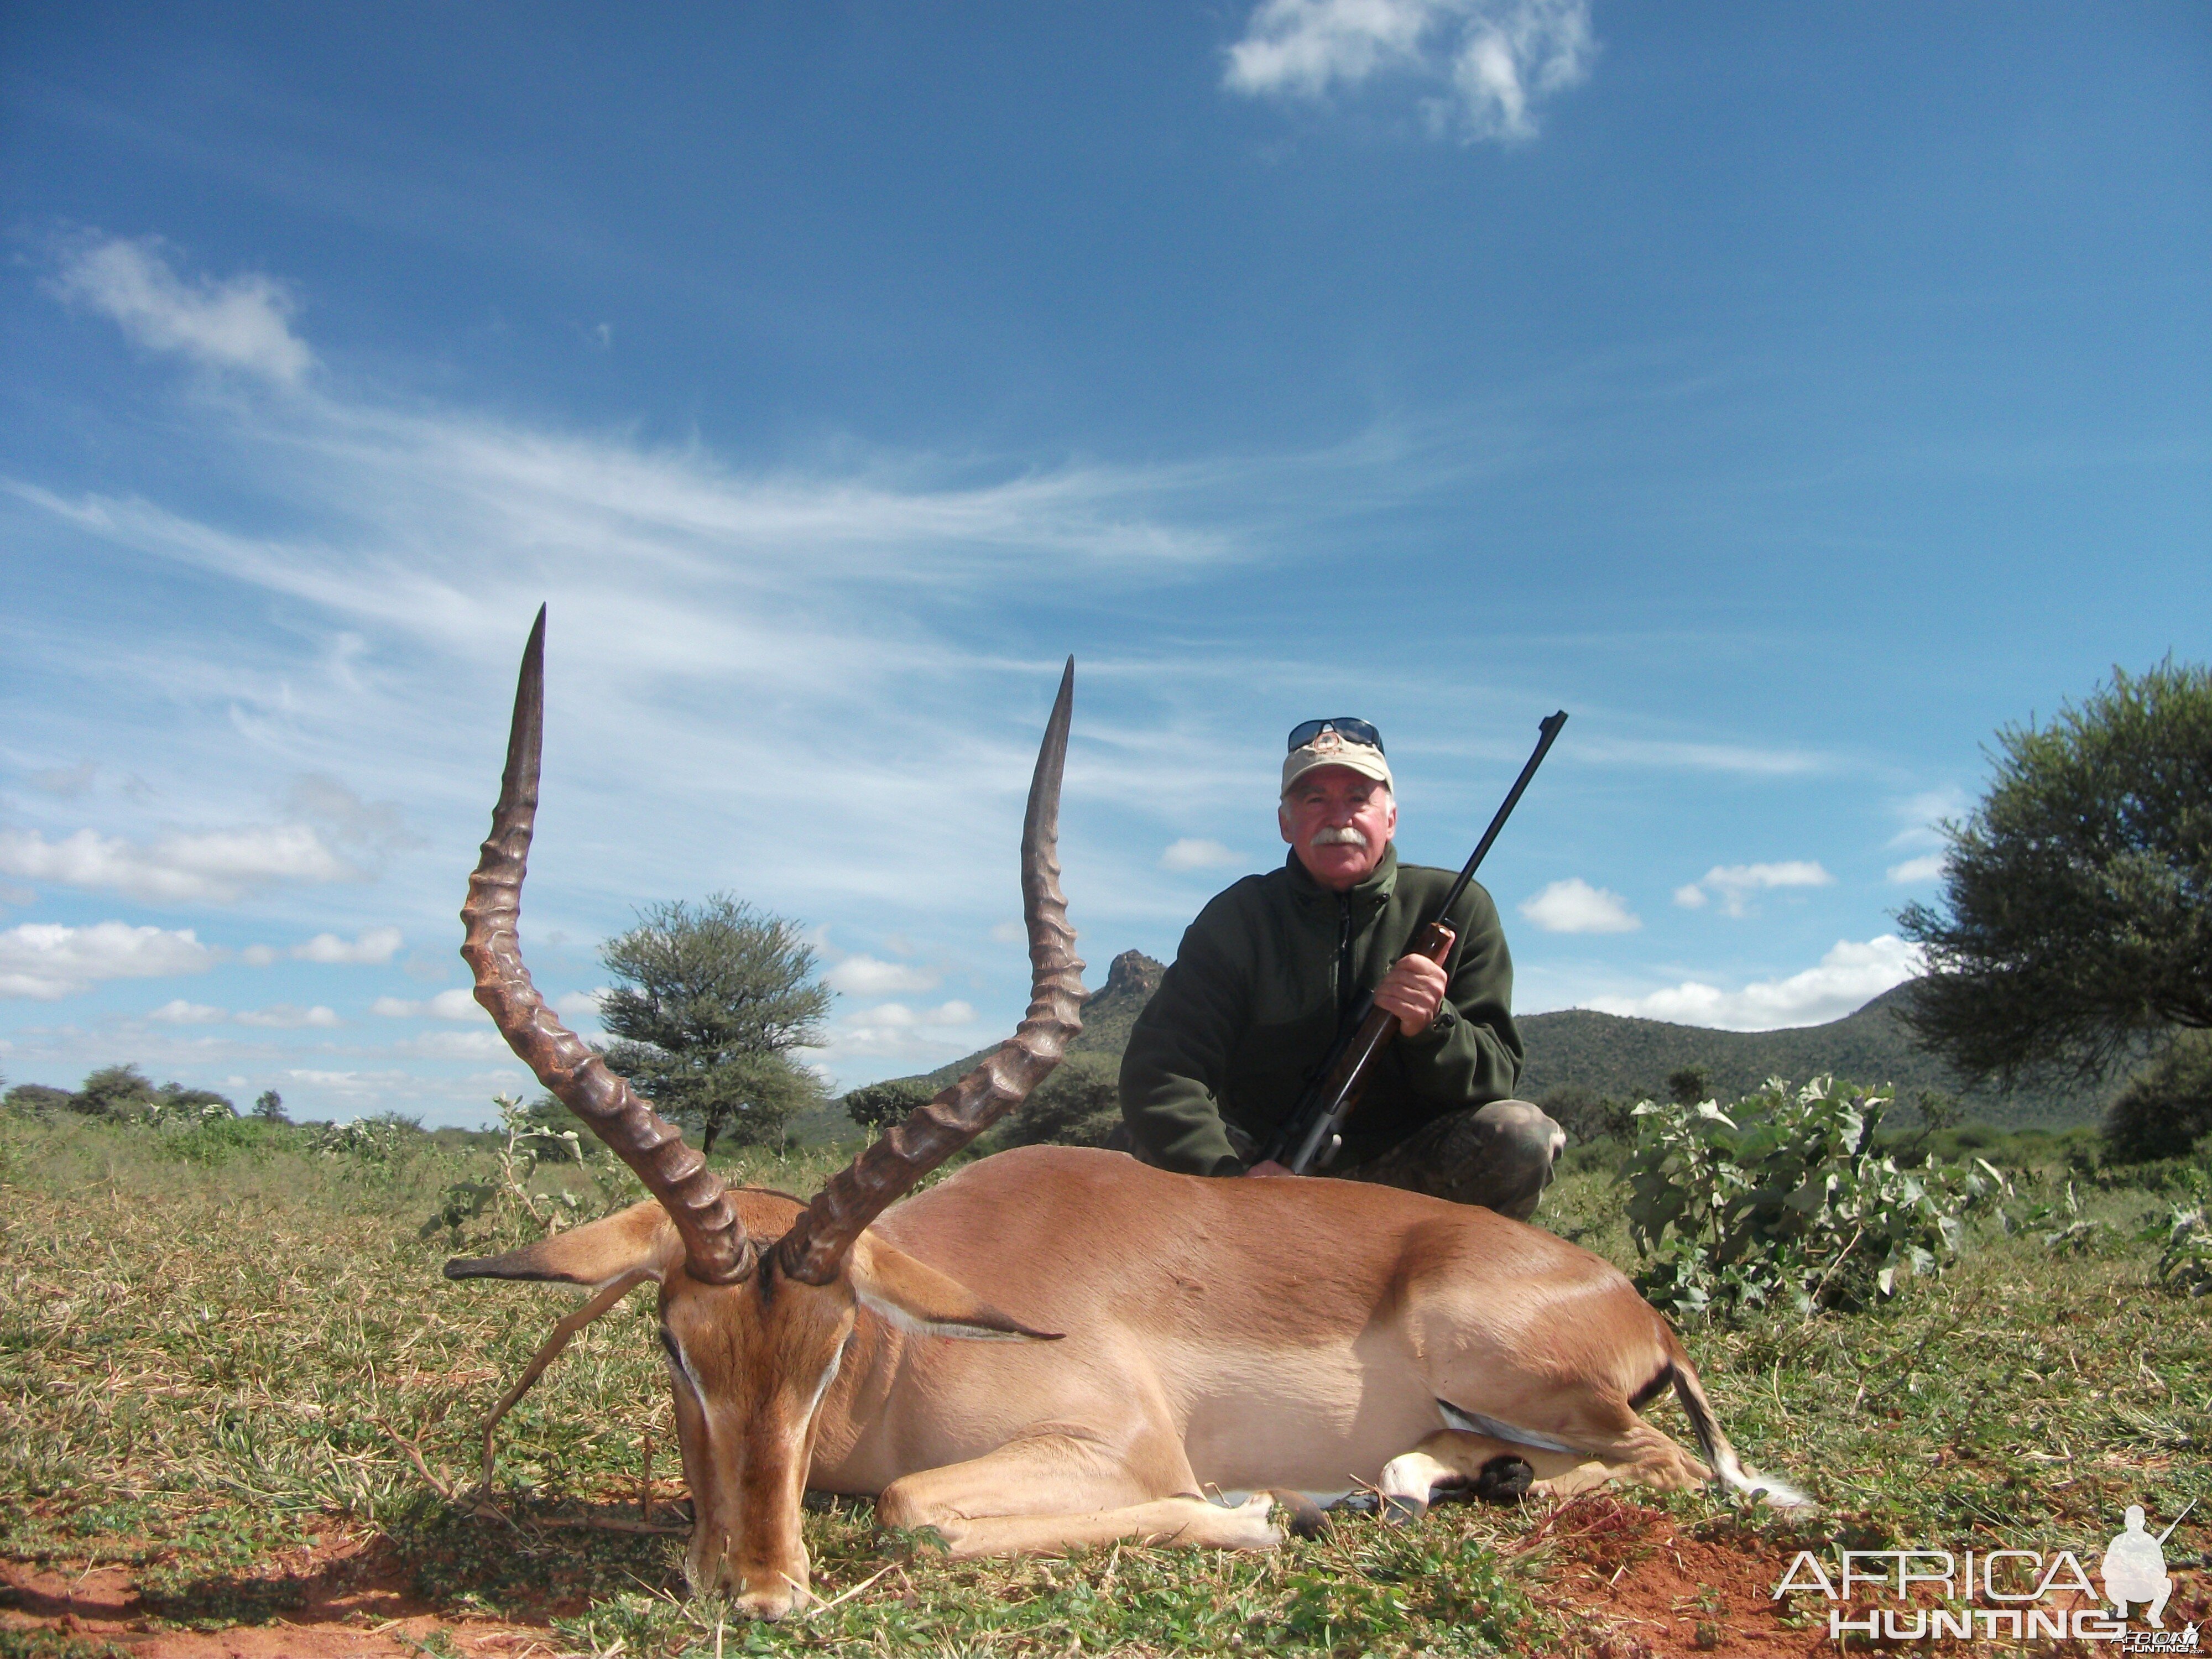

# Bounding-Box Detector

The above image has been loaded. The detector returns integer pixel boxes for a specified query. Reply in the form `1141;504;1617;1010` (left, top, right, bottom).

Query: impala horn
774;658;1085;1285
461;607;755;1285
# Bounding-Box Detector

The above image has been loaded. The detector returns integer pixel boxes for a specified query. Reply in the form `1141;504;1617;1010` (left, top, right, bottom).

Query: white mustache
1311;826;1368;847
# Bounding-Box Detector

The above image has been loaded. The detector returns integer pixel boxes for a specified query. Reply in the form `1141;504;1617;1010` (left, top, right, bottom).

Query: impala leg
1378;1431;1609;1519
876;1426;1284;1558
1381;1411;1712;1521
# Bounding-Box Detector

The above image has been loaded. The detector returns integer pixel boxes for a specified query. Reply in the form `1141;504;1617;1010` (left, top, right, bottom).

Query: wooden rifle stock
1259;711;1567;1177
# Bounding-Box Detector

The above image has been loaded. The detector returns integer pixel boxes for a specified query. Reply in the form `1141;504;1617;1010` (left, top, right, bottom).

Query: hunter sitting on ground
1116;717;1564;1218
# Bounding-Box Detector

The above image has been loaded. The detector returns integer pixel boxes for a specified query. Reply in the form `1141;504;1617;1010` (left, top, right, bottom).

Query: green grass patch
4;1110;2208;1656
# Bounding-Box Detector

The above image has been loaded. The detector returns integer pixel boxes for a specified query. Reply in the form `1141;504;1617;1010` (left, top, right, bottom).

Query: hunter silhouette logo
2104;1501;2193;1629
1773;1498;2199;1647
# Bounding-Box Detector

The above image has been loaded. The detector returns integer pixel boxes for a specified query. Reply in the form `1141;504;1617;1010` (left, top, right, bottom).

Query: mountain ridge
834;958;2103;1135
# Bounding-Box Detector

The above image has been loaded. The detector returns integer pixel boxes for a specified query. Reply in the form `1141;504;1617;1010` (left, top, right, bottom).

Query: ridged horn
775;659;1085;1285
460;607;755;1285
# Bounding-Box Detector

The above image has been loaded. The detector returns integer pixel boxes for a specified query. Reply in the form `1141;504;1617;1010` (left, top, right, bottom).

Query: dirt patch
1527;1494;2212;1659
0;1528;559;1657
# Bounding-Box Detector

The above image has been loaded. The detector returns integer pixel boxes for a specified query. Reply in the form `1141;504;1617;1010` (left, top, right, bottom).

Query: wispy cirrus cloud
50;234;314;385
1224;0;1595;142
235;1003;342;1029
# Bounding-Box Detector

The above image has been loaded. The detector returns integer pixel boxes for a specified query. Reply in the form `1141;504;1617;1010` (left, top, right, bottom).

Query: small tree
2103;1032;2212;1165
1901;660;2211;1091
845;1078;935;1133
1665;1066;1712;1107
252;1089;289;1124
73;1063;156;1117
598;895;831;1155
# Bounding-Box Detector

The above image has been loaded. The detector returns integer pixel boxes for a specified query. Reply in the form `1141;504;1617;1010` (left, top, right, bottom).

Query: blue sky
2;3;2206;1125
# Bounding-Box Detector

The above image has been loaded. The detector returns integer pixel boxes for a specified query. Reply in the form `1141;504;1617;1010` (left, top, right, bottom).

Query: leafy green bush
316;1111;426;1164
1620;1076;2005;1319
2136;1167;2212;1297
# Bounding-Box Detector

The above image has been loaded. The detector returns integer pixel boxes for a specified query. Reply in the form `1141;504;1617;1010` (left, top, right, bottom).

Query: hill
1516;983;2096;1129
834;959;2108;1136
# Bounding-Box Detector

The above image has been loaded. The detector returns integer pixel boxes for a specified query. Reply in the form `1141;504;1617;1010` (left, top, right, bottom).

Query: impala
446;611;1807;1619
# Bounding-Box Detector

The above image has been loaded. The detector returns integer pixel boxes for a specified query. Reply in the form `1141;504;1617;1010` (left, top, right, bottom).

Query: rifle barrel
1436;711;1568;919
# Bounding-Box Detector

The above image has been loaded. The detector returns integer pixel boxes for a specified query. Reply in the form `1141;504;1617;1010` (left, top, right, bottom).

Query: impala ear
849;1235;1063;1342
445;1198;681;1286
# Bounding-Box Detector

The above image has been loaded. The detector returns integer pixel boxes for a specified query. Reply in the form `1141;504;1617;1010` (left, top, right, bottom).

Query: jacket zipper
1336;896;1355;1032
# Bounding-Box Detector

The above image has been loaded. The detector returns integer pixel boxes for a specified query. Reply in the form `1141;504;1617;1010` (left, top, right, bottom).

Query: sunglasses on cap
1287;717;1385;754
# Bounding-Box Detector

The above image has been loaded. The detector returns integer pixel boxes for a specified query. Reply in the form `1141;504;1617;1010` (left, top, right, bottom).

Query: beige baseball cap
1282;722;1394;796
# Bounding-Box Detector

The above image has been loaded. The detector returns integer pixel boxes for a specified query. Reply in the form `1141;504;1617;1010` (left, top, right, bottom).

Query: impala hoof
1473;1455;1534;1504
1268;1489;1328;1540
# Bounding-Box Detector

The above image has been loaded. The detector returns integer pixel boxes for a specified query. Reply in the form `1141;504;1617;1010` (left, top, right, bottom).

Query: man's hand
1245;1159;1292;1178
1373;945;1452;1039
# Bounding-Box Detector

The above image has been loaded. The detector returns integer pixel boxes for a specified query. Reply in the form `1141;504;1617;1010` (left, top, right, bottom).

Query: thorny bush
1621;1075;2006;1319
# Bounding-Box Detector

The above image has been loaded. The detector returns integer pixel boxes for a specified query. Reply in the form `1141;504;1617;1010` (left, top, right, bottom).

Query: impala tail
1667;1359;1813;1509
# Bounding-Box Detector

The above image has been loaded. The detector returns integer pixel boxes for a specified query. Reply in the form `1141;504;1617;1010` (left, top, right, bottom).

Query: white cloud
370;987;483;1020
849;1000;977;1030
1161;837;1244;872
0;921;218;999
148;999;227;1024
1886;854;1946;885
0;825;355;905
1886;786;1966;851
53;235;314;384
825;956;942;995
1673;860;1834;918
1518;877;1639;934
554;988;608;1021
235;1003;342;1029
1588;936;1926;1032
291;926;404;964
395;1028;519;1060
1224;0;1594;142
818;999;987;1072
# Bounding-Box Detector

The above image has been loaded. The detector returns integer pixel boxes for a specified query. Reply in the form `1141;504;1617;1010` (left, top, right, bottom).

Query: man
1118;718;1563;1219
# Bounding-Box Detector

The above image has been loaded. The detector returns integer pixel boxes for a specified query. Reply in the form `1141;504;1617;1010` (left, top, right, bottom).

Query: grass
2;1108;2208;1656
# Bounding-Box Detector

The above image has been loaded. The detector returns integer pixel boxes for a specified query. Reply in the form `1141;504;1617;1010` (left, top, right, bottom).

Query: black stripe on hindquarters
1628;1362;1675;1413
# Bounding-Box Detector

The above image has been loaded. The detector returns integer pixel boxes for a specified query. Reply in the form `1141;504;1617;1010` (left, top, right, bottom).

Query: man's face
1279;766;1396;892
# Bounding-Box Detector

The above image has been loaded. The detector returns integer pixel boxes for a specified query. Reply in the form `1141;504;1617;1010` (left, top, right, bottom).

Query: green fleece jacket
1118;844;1522;1176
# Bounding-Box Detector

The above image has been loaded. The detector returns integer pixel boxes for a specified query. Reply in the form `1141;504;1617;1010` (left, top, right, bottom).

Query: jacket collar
1282;841;1400;911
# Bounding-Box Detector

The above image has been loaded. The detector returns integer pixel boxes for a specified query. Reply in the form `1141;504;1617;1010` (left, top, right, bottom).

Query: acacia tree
597;895;831;1154
1899;660;2211;1094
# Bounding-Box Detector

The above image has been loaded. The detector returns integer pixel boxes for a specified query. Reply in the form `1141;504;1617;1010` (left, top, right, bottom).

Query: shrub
2103;1031;2212;1165
1537;1084;1632;1146
999;1066;1123;1149
1620;1076;2004;1319
317;1111;426;1164
2;1084;72;1118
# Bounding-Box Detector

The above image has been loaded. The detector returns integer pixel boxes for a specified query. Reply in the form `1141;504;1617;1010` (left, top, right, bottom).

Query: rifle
1259;711;1568;1176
